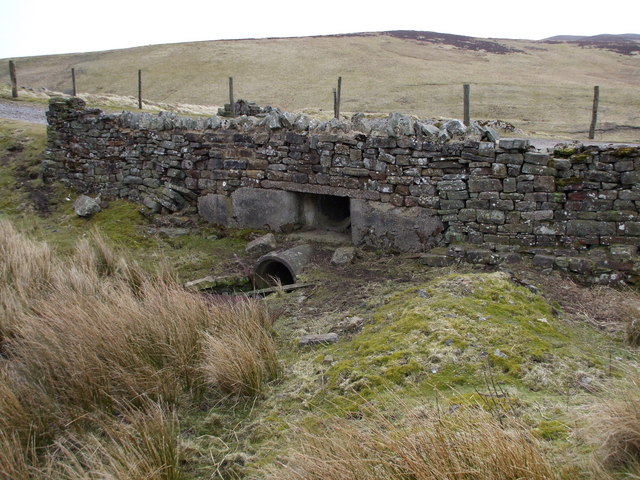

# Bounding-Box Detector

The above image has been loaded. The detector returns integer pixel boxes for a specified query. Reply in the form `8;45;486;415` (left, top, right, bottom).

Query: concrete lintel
261;180;380;201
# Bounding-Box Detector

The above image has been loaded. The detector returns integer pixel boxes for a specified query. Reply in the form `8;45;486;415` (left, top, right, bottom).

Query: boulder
245;233;277;256
386;112;415;137
299;333;339;347
331;246;356;265
442;119;467;136
73;194;101;217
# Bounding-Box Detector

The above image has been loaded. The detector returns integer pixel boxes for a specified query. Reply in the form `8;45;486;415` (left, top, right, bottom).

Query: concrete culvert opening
253;244;312;289
302;194;351;232
254;259;295;288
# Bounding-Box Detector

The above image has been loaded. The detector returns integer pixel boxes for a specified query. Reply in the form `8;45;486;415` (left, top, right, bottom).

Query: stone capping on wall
44;97;640;284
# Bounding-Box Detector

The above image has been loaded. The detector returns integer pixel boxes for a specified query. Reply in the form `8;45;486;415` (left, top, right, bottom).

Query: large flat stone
198;193;230;226
351;199;444;252
231;187;300;231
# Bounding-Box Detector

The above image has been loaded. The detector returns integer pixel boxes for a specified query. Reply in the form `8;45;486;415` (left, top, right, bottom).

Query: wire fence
4;61;640;142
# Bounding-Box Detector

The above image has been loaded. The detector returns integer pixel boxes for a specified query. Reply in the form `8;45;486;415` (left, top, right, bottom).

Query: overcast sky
1;0;638;59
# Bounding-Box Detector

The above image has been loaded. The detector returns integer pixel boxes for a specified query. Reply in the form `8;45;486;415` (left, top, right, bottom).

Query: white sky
1;0;638;59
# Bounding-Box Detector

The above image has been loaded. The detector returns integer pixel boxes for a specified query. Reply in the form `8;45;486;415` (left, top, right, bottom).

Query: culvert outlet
253;244;312;289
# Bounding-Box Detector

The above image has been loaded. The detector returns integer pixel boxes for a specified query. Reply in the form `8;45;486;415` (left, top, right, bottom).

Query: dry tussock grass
582;371;640;477
0;219;279;478
202;301;280;396
0;430;35;480
0;220;55;342
48;402;181;480
536;272;640;337
270;408;559;480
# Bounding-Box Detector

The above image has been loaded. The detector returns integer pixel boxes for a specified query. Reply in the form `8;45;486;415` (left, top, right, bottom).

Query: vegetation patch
318;272;621;409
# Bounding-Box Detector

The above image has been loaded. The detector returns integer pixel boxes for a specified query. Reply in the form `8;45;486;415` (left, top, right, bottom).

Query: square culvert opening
301;193;351;232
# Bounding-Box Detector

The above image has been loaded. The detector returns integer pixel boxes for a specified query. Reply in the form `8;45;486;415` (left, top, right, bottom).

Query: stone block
231;187;300;231
532;254;555;269
73;194;101;217
491;163;507;177
299;333;339;347
566;220;616;237
534;176;556;192
437;180;466;191
499;138;530;151
466;249;498;264
331;246;356;265
521;210;554;221
420;253;454;267
198;193;230;225
621;171;640;185
524;152;550;165
351;199;444;252
495;153;524;165
468;178;502;193
477;209;505;225
245;233;277;256
624;222;640;236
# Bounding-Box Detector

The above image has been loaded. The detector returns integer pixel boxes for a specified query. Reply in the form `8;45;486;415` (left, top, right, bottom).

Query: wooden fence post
9;61;18;98
138;70;142;109
463;84;470;126
335;76;342;119
333;89;337;118
588;85;599;140
228;77;235;117
71;68;77;96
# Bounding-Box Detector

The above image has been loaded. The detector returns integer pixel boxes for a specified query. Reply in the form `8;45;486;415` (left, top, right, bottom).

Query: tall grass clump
0;430;36;480
49;402;182;480
269;408;559;480
583;371;640;477
202;300;280;396
0;220;279;478
0;219;54;343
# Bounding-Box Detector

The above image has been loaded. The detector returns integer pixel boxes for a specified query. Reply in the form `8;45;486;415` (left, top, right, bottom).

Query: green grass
301;272;625;415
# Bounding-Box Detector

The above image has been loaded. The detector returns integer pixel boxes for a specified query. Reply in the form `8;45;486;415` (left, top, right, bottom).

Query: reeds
269;408;559;480
583;371;640;476
48;402;182;480
0;219;279;478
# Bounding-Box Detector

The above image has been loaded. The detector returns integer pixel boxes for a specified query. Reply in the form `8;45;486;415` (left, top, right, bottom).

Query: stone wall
44;97;640;283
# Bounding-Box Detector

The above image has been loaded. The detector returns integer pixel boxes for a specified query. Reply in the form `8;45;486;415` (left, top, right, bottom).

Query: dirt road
0;99;47;124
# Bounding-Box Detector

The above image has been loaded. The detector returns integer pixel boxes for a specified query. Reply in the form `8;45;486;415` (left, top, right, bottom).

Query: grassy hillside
2;115;640;479
2;31;639;141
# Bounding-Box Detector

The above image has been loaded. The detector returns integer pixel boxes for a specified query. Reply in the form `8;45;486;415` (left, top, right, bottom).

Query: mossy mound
317;272;619;408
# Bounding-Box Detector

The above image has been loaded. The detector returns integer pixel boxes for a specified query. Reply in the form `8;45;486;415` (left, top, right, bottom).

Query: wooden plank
248;282;315;296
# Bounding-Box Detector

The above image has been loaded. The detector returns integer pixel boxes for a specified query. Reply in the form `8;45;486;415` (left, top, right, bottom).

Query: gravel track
0;99;47;124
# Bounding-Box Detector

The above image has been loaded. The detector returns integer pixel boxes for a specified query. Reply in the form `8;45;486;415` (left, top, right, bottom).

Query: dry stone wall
44;97;640;284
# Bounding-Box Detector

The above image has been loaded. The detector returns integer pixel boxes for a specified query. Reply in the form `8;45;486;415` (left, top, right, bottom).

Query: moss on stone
570;152;592;164
556;177;583;189
611;146;638;158
554;146;581;157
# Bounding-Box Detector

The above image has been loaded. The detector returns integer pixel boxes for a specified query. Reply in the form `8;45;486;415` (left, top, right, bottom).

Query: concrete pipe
253;244;313;289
